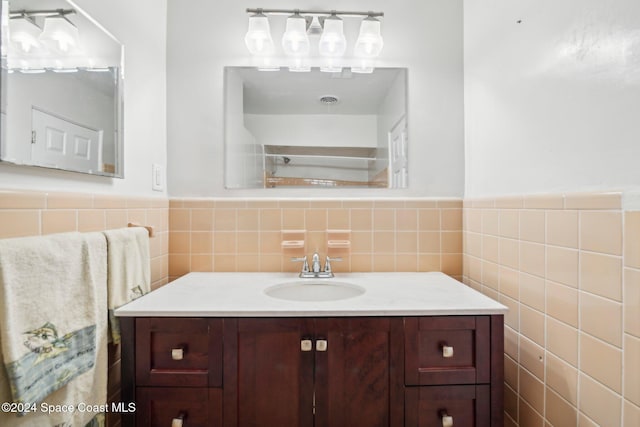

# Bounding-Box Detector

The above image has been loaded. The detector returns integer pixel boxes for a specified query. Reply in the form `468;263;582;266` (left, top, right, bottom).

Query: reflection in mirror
0;0;124;177
225;67;407;189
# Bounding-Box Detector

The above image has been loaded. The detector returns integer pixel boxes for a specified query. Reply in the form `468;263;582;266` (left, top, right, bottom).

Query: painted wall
0;0;167;197
167;0;464;197
464;0;640;198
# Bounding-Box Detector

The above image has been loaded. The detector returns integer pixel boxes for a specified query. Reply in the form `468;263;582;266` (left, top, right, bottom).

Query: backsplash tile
168;198;463;281
463;191;639;426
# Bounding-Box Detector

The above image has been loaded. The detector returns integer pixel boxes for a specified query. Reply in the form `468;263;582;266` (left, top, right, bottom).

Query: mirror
225;67;407;189
0;0;124;177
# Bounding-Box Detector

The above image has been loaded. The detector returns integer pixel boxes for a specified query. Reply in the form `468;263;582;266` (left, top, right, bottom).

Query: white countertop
115;272;507;317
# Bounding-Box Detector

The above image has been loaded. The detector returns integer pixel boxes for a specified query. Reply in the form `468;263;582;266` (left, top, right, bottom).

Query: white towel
0;232;107;427
103;227;150;344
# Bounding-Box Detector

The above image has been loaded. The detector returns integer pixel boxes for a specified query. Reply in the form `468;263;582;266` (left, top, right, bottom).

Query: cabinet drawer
135;318;223;387
405;316;490;385
136;387;222;427
405;385;490;427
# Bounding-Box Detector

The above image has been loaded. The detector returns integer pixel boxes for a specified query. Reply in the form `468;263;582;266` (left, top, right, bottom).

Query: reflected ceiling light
244;10;274;55
39;15;80;53
9;15;41;53
318;13;346;57
354;16;384;58
282;11;309;56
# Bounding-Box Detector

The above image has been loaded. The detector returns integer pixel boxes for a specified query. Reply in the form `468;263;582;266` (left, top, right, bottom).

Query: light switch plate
152;163;164;191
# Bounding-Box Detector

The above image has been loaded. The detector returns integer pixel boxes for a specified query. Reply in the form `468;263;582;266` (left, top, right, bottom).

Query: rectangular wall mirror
225;67;407;189
0;0;124;177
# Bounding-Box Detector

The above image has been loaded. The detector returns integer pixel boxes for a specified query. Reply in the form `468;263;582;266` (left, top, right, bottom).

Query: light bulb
244;13;274;55
318;16;346;57
354;17;384;58
282;13;309;56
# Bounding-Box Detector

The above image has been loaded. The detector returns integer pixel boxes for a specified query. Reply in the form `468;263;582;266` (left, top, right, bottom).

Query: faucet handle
323;255;342;274
291;256;309;273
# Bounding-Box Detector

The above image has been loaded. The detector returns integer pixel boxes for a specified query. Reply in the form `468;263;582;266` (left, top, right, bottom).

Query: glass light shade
282;15;309;56
244;14;274;55
40;16;79;53
354;18;384;58
318;16;346;57
9;17;41;53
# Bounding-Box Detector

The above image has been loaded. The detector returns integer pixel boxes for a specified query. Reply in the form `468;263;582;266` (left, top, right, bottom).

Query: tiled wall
463;192;640;427
0;189;169;427
168;199;463;281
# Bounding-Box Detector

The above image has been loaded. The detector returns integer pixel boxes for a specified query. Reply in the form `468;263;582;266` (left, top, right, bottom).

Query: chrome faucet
292;253;342;278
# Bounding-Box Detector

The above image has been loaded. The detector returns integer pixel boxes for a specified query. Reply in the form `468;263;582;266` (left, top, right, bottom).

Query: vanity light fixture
39;14;80;53
8;14;41;53
245;8;384;72
244;10;274;55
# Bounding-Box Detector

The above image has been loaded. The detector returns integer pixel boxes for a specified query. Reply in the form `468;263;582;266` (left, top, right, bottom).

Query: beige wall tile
546;352;578;405
547;246;579;287
47;192;93;209
505;354;518;390
546;387;577;427
504;384;518;422
504;326;519;361
464;232;481;257
168;254;190;277
520;305;544;346
351;254;372;272
351;231;372;253
624;400;640;427
213;255;236;272
499;210;520;239
260;209;282;231
502;295;520;331
190;232;213;254
373;231;395;253
396;254;417;271
547;210;578;248
500;266;519;300
190;255;213;272
580;292;622;347
246;201;278;209
372;254;395;271
625;212;640;268
520;336;545;381
519;366;545;413
169;232;190;254
182;200;215;209
579;373;621;427
580;252;622;301
520;210;545;243
418;254;440;272
441;208;462;231
396;232;418;253
169;209;191;231
42;210;77;235
625;334;640;406
564;192;621;210
127;209;147;227
464;209;481;233
483;235;499;263
213;232;236;254
580;333;622;393
441;231;462;253
547;281;578;327
520;242;545;278
236;255;260;272
500;238;520;270
106;210;128;230
419;209;441;231
481;209;499;236
437;200;462;209
238;209;261;230
214;209;237;231
495;196;524;209
578;413;599;427
625;268;640;337
520;273;545;312
373;209;394;230
523;194;564;209
78;210;106;232
0;191;46;208
482;261;499;291
215;201;246;209
395;209;417;231
0;210;40;239
350;209;372;231
547;317;578;367
580;211;622;255
260;254;283;272
328;208;350;229
237;232;260;254
519;398;544;427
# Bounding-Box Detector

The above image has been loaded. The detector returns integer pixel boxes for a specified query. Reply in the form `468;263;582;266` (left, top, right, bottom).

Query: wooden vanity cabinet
121;315;503;427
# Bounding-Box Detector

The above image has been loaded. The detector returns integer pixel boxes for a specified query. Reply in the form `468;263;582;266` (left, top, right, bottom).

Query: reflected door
389;117;408;189
31;108;103;173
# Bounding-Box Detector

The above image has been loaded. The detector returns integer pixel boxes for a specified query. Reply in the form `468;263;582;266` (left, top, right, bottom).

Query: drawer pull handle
442;345;454;358
301;339;313;352
172;412;186;427
171;348;185;360
439;410;453;427
316;339;328;352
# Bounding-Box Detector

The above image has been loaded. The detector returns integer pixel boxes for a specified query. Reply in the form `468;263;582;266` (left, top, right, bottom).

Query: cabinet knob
439;410;453;427
441;345;454;358
301;339;313;352
171;347;185;360
316;339;328;352
171;412;186;427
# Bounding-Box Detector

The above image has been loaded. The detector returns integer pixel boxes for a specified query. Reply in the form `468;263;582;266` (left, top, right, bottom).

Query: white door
388;117;408;188
31;108;102;173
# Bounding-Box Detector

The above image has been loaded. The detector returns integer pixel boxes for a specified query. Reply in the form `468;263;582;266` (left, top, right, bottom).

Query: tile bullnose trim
464;191;623;210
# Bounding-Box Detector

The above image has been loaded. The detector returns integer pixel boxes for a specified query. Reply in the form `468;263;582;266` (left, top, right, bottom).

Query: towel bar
127;223;155;238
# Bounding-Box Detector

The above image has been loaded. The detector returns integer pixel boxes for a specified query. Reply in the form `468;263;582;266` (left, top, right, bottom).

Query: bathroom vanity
116;272;507;427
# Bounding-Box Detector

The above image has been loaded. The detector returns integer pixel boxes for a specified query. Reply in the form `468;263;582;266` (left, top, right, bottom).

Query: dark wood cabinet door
223;318;315;427
314;317;403;427
136;387;222;427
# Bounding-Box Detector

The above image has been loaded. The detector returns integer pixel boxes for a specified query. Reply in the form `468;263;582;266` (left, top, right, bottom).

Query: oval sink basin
265;281;365;302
